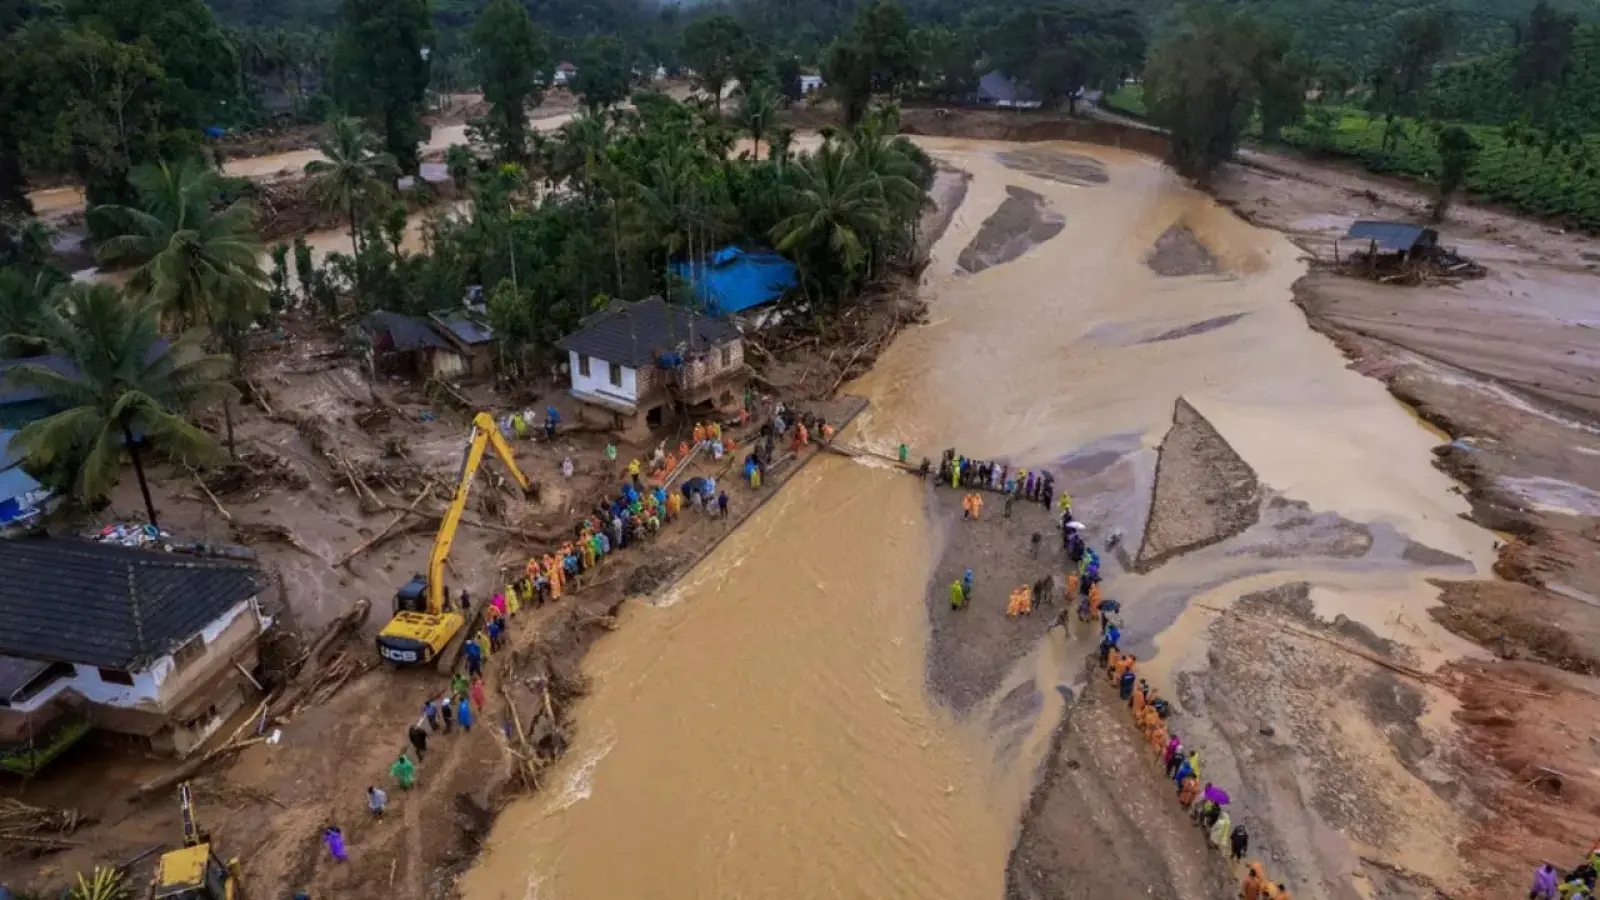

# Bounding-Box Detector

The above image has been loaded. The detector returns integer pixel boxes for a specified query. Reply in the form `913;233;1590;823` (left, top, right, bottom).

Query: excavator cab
394;576;429;614
375;412;530;667
150;784;242;900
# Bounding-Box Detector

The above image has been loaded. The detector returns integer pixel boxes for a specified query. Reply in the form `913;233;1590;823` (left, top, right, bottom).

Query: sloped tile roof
557;298;738;368
0;536;262;670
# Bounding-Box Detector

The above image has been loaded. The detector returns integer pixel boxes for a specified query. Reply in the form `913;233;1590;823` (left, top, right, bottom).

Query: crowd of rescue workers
310;396;833;879
305;405;1600;900
934;445;1301;900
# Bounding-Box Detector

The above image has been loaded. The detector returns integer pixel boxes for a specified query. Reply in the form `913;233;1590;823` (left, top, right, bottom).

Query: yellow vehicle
376;411;530;665
150;782;242;900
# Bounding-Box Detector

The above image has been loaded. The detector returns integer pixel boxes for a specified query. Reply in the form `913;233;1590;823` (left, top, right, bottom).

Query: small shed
673;247;798;315
429;310;496;377
974;70;1041;109
359;310;465;379
1342;222;1440;258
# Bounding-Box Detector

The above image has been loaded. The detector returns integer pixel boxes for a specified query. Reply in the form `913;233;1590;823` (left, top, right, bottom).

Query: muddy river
454;139;1493;899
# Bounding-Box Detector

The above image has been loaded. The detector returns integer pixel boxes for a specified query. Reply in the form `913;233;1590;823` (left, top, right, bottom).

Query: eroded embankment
1207;153;1600;899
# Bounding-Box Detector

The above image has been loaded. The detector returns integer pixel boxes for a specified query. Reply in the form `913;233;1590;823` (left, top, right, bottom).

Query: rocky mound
1135;397;1261;570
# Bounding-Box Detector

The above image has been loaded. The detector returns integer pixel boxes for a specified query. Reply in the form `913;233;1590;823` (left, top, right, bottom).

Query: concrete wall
569;350;639;406
0;599;265;754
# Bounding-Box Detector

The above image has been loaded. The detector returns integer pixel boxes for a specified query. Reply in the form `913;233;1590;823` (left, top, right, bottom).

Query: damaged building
0;536;269;773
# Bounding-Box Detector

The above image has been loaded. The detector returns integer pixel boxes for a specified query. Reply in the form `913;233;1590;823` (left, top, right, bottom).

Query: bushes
1279;107;1600;228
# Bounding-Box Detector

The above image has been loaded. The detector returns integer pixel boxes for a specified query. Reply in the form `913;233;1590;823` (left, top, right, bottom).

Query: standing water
469;139;1497;899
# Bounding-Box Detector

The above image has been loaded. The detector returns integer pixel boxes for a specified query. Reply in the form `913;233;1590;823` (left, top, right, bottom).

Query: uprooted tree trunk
266;598;372;723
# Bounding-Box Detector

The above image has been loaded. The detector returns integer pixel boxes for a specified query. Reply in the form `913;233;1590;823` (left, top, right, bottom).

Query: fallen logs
0;799;81;836
131;738;267;801
265;597;372;723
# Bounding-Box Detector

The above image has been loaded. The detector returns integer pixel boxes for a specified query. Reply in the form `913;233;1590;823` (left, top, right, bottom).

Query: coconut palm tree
771;142;892;309
5;284;236;527
304;116;399;255
736;81;782;160
0;266;67;357
94;159;268;361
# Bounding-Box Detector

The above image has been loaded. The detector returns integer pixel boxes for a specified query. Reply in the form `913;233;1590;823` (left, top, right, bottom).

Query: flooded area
463;137;1495;900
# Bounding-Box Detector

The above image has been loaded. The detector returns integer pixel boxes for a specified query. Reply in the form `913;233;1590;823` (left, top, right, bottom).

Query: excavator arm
425;412;531;615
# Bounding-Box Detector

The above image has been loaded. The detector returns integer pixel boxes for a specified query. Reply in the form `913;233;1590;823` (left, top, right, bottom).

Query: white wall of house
6;599;259;714
568;350;639;406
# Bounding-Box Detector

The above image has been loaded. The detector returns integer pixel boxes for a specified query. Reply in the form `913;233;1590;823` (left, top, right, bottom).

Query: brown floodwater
458;138;1494;900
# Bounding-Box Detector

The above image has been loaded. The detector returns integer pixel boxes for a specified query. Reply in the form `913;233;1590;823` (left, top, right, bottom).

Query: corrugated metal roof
430;312;494;345
361;310;449;351
0;466;40;502
0;430;21;470
1345;221;1437;252
0;355;77;406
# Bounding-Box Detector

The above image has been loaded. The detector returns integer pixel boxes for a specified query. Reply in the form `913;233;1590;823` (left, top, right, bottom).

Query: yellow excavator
376;411;530;665
149;782;242;900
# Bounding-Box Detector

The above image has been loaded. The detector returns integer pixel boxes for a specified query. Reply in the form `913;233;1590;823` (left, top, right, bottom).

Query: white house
799;74;824;95
554;61;577;86
558;297;747;440
0;536;269;772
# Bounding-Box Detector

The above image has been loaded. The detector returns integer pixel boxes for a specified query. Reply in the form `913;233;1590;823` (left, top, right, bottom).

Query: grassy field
1102;84;1600;229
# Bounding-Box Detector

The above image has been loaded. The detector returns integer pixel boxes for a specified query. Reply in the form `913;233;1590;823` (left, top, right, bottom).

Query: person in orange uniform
1241;864;1266;900
1178;774;1200;808
693;422;706;446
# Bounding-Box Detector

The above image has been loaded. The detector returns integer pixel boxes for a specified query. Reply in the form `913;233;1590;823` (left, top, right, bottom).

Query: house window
578;355;591;377
609;362;623;387
97;667;135;685
719;345;732;368
171;636;206;672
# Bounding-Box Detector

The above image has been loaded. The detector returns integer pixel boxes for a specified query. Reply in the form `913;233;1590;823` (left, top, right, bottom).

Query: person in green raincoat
950;579;966;610
390;752;416;789
451;671;468;698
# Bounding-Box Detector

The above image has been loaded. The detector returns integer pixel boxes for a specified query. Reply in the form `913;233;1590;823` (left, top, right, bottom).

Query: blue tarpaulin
672;246;797;315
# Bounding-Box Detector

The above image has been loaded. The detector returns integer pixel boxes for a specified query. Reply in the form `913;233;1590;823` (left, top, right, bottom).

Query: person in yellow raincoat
951;457;962;489
667;490;683;520
504;582;521;615
545;555;563;599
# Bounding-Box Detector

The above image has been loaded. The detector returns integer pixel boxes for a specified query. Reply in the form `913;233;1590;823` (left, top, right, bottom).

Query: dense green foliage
305;94;932;371
334;0;435;172
1142;3;1301;182
6;286;235;525
473;0;550;161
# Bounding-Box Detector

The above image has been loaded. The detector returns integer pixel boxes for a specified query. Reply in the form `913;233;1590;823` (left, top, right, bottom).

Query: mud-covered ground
1210;150;1600;897
957;185;1065;274
0;303;875;898
922;480;1065;713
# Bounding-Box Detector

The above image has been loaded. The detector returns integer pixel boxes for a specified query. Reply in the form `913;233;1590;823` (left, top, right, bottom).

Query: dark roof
976;70;1036;104
0;466;40;503
0;355;77;406
1345;221;1438;252
361;310;449;352
0;654;53;704
557;298;739;368
0;536;262;670
0;429;20;470
429;311;494;346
